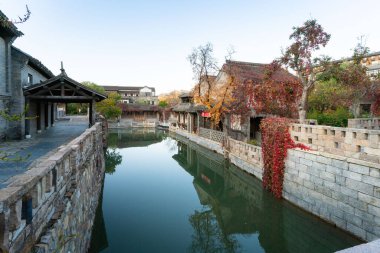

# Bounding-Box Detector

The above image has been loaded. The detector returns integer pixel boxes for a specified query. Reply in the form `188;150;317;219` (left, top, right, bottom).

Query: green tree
105;149;122;174
96;92;122;120
0;105;33;161
158;100;168;107
82;81;106;95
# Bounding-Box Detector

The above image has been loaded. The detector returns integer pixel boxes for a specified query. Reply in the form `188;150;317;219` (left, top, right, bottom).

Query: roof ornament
60;61;67;76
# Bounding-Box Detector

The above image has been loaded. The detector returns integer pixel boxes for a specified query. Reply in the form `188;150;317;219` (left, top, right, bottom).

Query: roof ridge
12;46;54;78
226;60;268;66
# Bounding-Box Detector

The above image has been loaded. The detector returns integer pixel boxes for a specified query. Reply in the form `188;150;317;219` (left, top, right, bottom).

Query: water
89;128;362;253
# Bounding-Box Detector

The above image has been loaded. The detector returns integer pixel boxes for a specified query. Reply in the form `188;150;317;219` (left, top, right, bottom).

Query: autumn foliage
260;118;309;198
232;62;302;119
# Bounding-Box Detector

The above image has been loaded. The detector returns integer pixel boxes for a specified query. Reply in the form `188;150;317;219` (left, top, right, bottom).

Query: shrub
307;107;353;127
247;139;260;146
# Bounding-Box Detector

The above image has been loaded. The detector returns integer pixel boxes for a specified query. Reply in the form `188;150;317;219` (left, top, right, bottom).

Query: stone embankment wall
169;125;380;242
348;118;380;130
284;149;380;241
0;123;105;253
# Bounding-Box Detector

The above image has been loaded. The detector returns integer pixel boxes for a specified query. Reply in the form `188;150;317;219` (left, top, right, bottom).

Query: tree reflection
189;208;241;253
104;149;122;174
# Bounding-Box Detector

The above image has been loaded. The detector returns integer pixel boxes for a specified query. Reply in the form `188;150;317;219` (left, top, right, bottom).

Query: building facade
102;85;158;105
0;11;105;140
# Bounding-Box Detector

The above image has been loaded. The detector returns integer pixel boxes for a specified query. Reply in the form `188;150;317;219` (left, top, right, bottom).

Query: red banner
201;112;210;117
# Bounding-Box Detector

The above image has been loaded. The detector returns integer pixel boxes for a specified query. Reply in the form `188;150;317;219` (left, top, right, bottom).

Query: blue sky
2;0;380;94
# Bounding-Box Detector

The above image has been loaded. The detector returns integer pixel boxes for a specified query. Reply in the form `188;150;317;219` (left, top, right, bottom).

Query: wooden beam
27;95;92;101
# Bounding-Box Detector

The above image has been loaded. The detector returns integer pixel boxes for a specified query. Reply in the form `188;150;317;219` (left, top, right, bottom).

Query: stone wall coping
0;186;23;203
348;118;380;121
291;123;380;134
0;123;101;207
228;137;262;150
291;147;380;169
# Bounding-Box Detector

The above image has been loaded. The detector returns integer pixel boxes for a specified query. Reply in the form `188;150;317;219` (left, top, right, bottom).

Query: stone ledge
291;148;380;169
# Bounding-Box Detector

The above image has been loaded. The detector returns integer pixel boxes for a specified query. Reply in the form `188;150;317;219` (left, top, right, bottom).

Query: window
27;74;33;85
230;114;242;131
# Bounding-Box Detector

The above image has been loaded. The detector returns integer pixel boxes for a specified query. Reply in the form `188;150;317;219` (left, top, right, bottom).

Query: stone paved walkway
0;119;88;188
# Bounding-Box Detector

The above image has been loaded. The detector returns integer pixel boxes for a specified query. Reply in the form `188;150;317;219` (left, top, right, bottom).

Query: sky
1;0;380;94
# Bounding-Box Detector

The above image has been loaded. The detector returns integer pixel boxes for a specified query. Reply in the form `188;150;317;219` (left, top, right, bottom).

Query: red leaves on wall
260;117;309;198
231;61;302;120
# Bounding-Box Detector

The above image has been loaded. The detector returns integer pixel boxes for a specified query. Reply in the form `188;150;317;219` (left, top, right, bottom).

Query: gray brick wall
0;37;6;95
284;149;380;241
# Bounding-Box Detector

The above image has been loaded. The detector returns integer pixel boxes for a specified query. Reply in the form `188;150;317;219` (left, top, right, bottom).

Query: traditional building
102;85;160;127
0;11;106;140
172;92;206;133
194;60;296;142
334;51;380;116
102;85;158;105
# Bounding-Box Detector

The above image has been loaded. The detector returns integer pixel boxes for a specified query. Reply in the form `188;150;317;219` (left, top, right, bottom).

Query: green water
88;129;362;253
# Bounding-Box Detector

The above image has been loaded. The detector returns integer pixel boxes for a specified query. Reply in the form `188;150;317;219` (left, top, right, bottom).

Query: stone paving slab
0;120;88;188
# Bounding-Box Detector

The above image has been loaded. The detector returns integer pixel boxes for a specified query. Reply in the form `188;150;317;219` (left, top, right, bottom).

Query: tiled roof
12;46;54;78
172;103;206;113
179;92;193;98
119;104;160;112
0;11;23;37
24;70;107;101
222;60;296;83
332;51;380;64
102;85;156;93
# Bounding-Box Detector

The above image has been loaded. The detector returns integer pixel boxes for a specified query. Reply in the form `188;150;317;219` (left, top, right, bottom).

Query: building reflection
88;184;108;253
172;136;359;253
107;128;167;148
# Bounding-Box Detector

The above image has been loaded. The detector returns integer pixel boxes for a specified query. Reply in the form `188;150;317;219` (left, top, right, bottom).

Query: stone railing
0;123;105;253
227;137;262;166
348;118;380;130
290;123;380;163
198;127;226;144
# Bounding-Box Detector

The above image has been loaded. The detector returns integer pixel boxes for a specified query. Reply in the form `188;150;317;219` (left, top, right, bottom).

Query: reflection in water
89;130;361;253
107;128;167;148
172;136;361;253
189;209;241;253
88;184;108;253
104;149;122;175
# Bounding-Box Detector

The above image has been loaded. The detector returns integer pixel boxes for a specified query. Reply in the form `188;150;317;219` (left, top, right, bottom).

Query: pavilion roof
24;66;107;102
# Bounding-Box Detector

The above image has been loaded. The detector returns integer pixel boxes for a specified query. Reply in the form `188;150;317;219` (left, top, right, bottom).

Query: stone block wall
170;126;380;242
284;149;380;241
348;118;380;130
290;123;380;163
0;123;105;253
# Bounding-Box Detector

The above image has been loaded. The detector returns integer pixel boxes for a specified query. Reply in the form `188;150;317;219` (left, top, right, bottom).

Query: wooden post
44;102;49;129
50;103;54;126
37;101;41;133
89;101;93;127
25;99;31;138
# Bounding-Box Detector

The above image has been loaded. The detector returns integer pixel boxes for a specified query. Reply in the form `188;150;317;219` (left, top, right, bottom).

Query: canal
88;129;361;253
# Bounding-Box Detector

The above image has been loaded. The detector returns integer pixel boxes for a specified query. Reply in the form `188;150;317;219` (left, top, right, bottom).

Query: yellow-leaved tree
188;43;236;129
